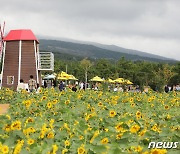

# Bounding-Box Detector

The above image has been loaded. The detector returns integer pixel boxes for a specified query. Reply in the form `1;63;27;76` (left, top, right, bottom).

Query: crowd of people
16;76;180;93
164;84;180;93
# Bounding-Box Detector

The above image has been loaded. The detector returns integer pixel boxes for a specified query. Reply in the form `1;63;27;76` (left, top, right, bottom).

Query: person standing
72;84;77;92
80;82;84;90
43;80;47;88
59;81;64;91
28;75;37;92
17;79;26;92
164;85;169;93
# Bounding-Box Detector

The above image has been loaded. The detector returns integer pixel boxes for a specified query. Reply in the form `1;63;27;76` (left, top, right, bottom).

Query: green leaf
91;145;107;153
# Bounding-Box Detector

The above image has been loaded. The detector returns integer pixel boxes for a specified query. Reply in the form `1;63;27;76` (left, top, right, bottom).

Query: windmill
0;29;54;90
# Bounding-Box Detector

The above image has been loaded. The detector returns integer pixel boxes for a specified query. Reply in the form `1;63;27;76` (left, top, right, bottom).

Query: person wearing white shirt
80;82;84;90
114;86;118;92
17;79;26;92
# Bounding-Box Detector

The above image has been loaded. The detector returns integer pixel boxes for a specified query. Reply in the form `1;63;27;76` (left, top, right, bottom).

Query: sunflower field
0;88;179;154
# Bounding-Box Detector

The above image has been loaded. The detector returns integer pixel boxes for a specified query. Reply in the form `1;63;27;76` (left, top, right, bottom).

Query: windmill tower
0;29;54;90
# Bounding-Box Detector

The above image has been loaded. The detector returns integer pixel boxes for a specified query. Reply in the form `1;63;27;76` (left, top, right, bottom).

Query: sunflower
166;114;171;119
109;110;116;117
138;129;147;137
5;88;10;92
87;104;91;109
115;123;124;132
130;124;140;133
164;105;169;110
101;137;109;144
77;146;86;154
98;102;103;107
41;96;47;100
129;98;134;103
151;104;154;107
39;88;42;93
64;140;70;147
90;107;95;112
134;146;143;152
27;139;35;145
52;144;58;153
148;97;152;102
151;96;155;100
3;124;11;132
79;135;84;140
25;100;32;108
1;145;9;154
47;102;52;109
65;100;70;105
11;120;21;131
151;124;159;132
62;148;68;154
90;130;99;143
126;119;134;126
137;97;141;101
26;117;34;123
136;111;142;119
47;131;54;139
116;133;123;139
52;99;58;104
104;128;109;132
5;115;11;120
130;103;135;107
150;149;167;154
28;127;36;133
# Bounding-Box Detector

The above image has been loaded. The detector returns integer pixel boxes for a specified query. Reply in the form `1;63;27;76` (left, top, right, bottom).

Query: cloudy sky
1;0;180;60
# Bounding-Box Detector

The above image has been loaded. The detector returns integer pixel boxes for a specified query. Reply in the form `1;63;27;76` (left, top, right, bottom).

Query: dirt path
0;104;10;114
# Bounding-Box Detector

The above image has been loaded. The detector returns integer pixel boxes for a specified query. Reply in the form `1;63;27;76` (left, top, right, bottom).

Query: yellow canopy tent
114;78;125;83
106;78;115;83
57;76;68;80
68;75;78;80
57;71;70;80
124;80;133;85
58;71;70;77
57;71;78;81
90;76;104;82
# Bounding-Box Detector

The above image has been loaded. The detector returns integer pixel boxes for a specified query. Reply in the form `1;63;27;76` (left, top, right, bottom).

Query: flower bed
0;88;179;153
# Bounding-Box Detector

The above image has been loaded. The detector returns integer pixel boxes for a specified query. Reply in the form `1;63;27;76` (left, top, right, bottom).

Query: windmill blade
0;24;2;53
0;22;5;40
2;22;5;35
0;24;2;39
0;22;5;57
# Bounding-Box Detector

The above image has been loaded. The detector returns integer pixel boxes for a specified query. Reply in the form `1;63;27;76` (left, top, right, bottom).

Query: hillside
90;43;172;61
39;39;177;62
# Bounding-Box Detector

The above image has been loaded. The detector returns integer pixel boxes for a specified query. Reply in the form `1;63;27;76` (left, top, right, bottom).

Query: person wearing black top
164;85;169;93
59;81;64;91
72;84;77;92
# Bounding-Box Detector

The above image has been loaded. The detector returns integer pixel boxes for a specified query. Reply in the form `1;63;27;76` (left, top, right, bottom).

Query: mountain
89;43;173;61
39;39;177;62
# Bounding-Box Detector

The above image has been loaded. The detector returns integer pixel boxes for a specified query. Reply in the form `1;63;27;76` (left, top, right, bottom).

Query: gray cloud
1;0;180;60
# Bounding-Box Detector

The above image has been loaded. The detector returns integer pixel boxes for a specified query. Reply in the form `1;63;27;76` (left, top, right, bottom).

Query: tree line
53;57;180;92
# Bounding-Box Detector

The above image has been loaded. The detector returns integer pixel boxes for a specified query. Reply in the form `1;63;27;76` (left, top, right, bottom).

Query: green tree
93;59;113;79
80;58;93;89
169;62;180;85
116;57;135;80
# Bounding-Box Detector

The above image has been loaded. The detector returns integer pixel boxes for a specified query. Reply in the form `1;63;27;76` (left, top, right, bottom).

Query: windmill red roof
4;29;39;42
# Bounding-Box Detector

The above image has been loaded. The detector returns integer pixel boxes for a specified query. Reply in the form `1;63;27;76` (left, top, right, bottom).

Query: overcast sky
1;0;180;60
